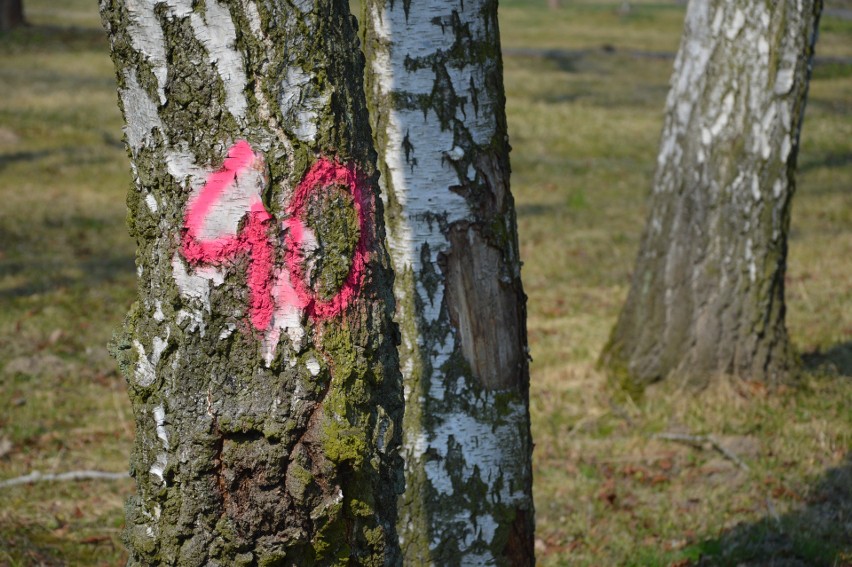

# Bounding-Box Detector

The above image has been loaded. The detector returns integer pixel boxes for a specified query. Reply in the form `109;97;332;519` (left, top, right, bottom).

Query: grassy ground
0;1;135;564
0;0;849;565
501;1;852;565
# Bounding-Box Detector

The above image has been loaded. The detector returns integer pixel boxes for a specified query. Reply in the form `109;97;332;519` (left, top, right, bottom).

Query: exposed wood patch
445;224;522;391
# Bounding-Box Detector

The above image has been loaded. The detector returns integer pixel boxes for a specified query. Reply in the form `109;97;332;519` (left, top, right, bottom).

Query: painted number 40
178;140;371;346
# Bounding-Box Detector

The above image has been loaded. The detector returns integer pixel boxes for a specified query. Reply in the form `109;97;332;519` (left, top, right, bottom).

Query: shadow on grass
0;524;66;567
0;145;120;173
503;47;584;73
0;149;54;172
516;203;558;217
799;151;852;174
0;517;127;567
690;454;852;566
0;214;134;299
0;24;107;53
0;255;134;299
803;341;852;377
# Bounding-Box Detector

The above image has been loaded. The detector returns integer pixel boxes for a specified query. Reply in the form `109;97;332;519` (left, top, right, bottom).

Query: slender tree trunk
602;0;823;390
100;1;403;564
363;1;535;564
0;0;25;31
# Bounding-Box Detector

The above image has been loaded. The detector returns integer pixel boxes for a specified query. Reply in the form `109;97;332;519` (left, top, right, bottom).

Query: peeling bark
445;225;523;391
100;0;403;564
362;1;535;564
602;0;823;389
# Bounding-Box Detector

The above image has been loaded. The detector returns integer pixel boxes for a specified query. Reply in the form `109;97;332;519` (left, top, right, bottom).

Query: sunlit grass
502;2;851;565
0;2;134;563
0;0;850;565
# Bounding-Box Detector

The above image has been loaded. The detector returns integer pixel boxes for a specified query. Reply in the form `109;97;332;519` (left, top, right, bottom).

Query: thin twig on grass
652;432;750;471
0;469;129;489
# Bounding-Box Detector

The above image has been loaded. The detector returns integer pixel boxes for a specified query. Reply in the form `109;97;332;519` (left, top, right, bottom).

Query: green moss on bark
303;186;361;301
600;0;821;390
101;0;403;564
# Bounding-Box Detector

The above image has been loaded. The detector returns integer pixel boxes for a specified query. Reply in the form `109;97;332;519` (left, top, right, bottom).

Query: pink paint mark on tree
180;140;275;331
178;141;370;344
242;202;276;330
283;158;370;319
183;140;256;244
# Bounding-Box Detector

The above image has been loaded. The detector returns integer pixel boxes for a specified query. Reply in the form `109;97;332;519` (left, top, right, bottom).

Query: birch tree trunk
602;0;823;390
0;0;25;31
362;1;535;564
99;1;403;564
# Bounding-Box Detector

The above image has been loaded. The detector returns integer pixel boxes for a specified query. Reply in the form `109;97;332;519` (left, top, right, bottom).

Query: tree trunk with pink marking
100;0;403;564
601;0;823;391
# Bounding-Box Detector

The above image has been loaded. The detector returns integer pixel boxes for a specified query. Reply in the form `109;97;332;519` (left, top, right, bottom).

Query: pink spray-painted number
180;140;369;335
284;158;369;319
181;140;275;331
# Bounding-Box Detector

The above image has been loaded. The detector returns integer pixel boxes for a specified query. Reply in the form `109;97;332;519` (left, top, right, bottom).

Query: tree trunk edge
0;0;26;31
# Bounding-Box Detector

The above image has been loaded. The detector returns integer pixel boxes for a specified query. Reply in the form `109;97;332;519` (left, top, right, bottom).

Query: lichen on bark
601;0;823;390
101;0;403;564
362;0;535;564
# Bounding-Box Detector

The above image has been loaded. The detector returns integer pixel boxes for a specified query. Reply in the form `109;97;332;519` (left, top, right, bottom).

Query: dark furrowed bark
100;0;403;564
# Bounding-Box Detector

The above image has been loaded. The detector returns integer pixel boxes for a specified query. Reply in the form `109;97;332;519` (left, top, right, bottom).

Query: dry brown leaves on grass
1;0;850;564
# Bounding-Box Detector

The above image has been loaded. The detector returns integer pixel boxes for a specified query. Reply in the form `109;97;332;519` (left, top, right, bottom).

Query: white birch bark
363;1;535;564
603;0;823;388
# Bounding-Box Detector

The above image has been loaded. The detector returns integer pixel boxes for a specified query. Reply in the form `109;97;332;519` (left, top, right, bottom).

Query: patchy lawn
0;0;850;565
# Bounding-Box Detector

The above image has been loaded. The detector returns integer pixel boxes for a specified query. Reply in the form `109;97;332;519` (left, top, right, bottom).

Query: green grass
501;2;852;565
1;0;850;565
0;2;135;564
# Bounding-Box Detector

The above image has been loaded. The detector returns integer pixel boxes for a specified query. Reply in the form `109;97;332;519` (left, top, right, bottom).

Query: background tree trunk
363;1;535;564
602;0;823;390
0;0;25;31
100;0;403;564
